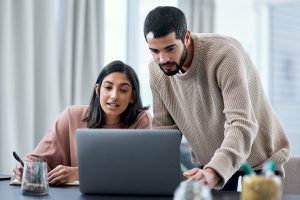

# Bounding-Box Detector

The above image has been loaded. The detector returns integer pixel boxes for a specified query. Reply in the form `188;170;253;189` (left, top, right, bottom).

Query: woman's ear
95;84;100;96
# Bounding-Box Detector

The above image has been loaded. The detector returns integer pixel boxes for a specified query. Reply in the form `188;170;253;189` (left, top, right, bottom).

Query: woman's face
96;72;133;123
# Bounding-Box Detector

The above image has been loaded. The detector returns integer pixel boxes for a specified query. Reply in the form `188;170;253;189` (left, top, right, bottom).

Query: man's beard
158;47;188;76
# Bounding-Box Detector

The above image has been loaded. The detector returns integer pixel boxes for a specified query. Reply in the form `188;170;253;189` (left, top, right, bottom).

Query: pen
13;151;24;167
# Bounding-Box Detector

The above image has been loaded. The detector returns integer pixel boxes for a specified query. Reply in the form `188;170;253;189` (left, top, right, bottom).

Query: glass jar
21;160;49;195
241;175;281;200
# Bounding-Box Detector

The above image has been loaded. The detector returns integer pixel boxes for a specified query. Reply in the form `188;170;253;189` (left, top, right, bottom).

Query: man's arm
204;44;259;189
149;64;177;129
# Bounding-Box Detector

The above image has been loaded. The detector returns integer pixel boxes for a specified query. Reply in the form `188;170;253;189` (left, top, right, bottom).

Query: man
143;6;290;190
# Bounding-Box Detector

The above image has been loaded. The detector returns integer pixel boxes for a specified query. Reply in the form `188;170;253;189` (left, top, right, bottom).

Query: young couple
14;6;290;191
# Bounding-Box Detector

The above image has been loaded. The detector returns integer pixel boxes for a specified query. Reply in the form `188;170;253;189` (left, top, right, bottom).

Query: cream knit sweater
149;33;290;189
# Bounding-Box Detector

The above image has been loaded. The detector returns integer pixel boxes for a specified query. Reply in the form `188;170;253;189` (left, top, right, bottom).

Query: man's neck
181;38;194;72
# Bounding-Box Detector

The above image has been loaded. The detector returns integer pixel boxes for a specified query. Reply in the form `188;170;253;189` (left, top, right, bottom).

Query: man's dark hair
143;6;187;43
84;60;148;128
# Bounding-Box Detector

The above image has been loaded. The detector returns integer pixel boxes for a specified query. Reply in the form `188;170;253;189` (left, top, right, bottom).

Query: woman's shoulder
66;104;88;111
64;105;89;120
137;110;153;120
129;110;153;129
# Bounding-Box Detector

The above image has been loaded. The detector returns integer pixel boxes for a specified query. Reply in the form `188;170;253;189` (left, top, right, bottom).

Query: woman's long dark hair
84;60;148;128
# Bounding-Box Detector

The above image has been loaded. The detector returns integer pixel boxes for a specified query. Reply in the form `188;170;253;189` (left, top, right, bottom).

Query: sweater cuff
204;154;237;190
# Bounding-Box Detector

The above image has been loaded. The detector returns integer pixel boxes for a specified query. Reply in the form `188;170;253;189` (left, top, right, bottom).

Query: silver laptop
76;129;182;196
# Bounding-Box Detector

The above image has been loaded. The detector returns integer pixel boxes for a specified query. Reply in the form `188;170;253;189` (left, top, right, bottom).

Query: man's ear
95;84;100;96
184;31;191;46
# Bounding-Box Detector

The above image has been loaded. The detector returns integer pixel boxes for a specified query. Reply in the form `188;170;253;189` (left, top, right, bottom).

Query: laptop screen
76;129;182;195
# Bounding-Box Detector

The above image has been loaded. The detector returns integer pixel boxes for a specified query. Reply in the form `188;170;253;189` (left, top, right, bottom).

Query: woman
13;60;152;185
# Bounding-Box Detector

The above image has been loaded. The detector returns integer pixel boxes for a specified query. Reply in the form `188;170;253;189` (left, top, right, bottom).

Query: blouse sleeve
26;107;72;171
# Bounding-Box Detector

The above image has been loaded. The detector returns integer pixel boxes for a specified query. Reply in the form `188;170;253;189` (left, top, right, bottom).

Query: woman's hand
48;165;79;185
183;167;221;189
13;163;23;182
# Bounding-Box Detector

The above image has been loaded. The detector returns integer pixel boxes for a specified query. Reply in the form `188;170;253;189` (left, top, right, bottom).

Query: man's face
146;32;187;76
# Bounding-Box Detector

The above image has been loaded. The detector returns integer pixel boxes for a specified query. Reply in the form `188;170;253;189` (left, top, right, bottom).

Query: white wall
215;0;271;95
215;0;258;63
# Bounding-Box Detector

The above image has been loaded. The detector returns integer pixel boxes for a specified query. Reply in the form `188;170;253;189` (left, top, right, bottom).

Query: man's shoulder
148;60;169;83
192;33;242;49
191;33;245;61
192;33;238;42
148;59;159;72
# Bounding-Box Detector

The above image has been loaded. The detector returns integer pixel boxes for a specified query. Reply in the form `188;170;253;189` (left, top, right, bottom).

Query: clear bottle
173;180;212;200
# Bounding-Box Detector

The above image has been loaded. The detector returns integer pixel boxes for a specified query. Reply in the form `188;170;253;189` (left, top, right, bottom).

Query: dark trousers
221;170;244;191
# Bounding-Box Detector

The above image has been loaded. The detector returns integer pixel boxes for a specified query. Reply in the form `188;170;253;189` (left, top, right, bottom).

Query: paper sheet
10;178;79;186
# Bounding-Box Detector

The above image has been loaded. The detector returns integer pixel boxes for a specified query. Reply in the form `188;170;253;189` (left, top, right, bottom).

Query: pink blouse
26;105;152;170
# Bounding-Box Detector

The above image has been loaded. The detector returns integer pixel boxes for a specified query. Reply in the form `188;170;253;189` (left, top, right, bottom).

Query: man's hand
183;167;221;189
48;165;78;185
